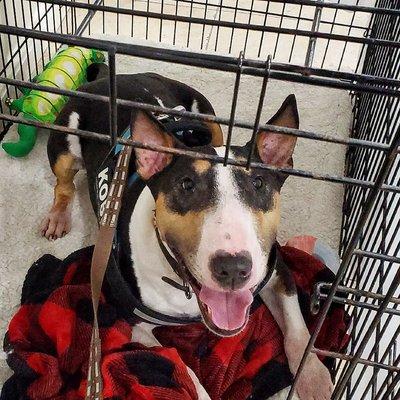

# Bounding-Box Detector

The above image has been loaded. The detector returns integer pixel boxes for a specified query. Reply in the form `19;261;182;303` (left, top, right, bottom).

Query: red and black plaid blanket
1;245;349;400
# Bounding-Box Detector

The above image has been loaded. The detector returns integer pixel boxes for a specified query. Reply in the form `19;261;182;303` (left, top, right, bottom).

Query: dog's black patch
148;148;219;215
231;145;289;190
232;168;278;213
275;252;297;296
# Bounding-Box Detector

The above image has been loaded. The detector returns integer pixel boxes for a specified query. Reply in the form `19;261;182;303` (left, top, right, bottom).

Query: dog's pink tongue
199;286;252;331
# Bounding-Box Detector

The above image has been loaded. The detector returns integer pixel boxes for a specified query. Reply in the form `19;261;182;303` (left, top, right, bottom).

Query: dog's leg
40;152;78;240
260;266;333;400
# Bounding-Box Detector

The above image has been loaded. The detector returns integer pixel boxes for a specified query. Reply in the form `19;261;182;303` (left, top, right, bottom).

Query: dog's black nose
209;251;252;289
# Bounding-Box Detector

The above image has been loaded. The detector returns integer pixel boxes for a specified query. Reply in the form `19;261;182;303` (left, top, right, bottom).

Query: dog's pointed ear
131;110;175;180
256;94;299;168
207;122;224;147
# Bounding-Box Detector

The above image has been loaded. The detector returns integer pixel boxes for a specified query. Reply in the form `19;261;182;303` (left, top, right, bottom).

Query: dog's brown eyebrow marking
193;160;212;175
205;122;224;146
253;192;280;253
155;192;205;256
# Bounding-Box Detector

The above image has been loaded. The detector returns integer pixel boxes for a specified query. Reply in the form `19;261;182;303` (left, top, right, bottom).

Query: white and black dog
41;71;333;399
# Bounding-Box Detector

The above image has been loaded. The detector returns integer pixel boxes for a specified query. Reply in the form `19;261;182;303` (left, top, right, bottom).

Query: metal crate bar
316;295;400;317
287;124;400;399
312;349;400;373
338;4;399;396
2;75;399;154
353;249;400;264
374;367;400;400
340;249;400;371
312;282;400;317
0;3;54;79
246;56;271;169
74;0;104;36
332;268;400;398
345;244;400;288
2;25;400;98
107;47;118;147
343;263;400;361
315;283;400;305
343;189;400;269
224;51;243;166
160;0;371;32
30;0;400;49
36;0;400;18
257;0;400;16
2;112;400;195
347;325;400;398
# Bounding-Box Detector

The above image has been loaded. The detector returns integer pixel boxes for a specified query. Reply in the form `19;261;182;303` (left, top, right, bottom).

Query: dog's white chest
129;186;200;317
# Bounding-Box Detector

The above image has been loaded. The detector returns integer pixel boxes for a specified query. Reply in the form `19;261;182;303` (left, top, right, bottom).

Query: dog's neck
129;186;200;318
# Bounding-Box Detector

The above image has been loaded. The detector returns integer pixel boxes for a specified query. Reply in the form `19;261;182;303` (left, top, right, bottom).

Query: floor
0;0;356;390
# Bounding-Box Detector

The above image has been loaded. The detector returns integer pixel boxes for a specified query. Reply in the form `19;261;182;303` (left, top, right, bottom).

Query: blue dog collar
115;127;140;188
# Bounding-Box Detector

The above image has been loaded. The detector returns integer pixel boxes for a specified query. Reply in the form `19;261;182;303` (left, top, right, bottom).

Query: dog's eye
181;177;195;191
253;176;264;189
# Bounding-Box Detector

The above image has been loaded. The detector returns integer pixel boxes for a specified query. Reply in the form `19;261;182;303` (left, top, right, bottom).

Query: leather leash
85;140;133;400
85;113;208;398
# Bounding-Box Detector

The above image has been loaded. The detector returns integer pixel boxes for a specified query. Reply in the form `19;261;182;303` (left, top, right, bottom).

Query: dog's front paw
40;208;72;240
293;354;333;400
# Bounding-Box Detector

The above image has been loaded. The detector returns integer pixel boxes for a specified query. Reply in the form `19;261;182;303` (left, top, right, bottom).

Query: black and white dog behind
42;71;333;400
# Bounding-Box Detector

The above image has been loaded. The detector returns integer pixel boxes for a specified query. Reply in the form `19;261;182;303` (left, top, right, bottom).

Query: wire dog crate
0;0;399;399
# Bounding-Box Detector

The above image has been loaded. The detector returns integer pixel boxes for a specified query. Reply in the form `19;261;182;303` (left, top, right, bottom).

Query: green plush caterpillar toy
3;46;105;157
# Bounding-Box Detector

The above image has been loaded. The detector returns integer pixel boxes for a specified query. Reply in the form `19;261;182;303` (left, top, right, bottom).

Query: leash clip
183;281;192;300
162;276;193;299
